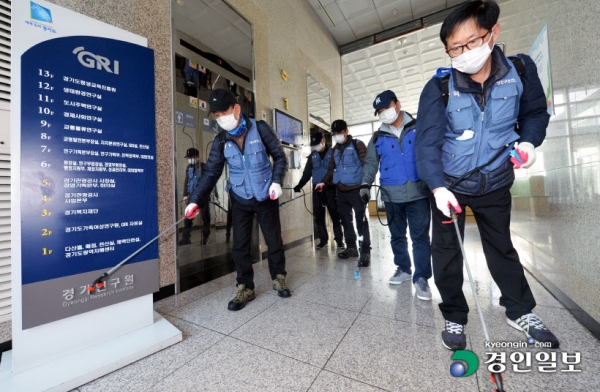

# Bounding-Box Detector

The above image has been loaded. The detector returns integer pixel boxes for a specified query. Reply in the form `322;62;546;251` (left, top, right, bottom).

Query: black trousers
231;197;286;289
430;185;536;325
182;202;210;240
336;189;371;253
313;189;343;244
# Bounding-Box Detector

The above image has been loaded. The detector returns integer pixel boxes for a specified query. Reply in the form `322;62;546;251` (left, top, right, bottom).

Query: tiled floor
77;219;600;392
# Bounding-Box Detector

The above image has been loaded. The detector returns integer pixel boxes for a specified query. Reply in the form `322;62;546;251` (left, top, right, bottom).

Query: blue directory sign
20;36;158;328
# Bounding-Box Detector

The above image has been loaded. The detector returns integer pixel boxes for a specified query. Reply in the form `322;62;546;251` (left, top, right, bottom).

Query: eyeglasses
446;30;491;57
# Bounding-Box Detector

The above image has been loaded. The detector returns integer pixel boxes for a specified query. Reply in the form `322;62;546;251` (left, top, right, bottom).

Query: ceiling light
428;42;436;48
397;37;407;45
392;9;398;16
176;0;184;4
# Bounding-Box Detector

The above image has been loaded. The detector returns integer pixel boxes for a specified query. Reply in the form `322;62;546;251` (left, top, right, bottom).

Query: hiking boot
338;248;358;259
316;241;328;249
388;268;411;285
507;313;560;348
413;277;432;301
357;253;370;267
442;320;467;351
272;274;291;298
178;238;191;246
227;284;255;311
336;241;345;249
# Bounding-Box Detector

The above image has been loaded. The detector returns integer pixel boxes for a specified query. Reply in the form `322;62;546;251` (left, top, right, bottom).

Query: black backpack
440;56;526;106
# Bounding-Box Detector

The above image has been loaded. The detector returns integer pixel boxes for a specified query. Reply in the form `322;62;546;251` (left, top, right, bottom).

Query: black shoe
316;241;328;249
338;248;358;259
272;274;291;298
507;313;560;348
336;241;345;249
178;238;191;246
357;253;370;267
441;320;467;351
227;284;256;311
202;237;209;245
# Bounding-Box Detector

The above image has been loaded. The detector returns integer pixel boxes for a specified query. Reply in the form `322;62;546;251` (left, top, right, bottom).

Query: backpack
440;56;526;106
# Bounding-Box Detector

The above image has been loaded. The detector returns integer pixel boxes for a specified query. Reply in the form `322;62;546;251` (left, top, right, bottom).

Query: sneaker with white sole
413;277;432;300
507;313;559;348
442;320;467;350
388;268;411;285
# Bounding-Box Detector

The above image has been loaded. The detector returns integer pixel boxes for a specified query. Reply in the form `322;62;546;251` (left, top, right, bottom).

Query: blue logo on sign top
30;1;53;23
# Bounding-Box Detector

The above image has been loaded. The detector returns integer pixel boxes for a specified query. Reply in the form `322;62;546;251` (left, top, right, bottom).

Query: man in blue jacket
180;147;210;246
318;120;370;266
186;89;291;311
415;0;558;350
361;90;432;300
293;132;344;250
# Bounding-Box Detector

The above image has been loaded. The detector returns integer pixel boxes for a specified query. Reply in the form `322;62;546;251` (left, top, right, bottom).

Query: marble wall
497;0;600;326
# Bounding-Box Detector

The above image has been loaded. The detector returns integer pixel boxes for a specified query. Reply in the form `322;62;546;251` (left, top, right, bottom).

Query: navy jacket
189;116;288;206
415;46;549;193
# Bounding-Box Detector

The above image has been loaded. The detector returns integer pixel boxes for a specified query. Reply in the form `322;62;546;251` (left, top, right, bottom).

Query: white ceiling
307;74;332;128
307;0;467;46
343;22;451;125
171;0;252;73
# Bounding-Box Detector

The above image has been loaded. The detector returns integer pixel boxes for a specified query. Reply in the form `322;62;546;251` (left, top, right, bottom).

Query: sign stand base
0;312;181;392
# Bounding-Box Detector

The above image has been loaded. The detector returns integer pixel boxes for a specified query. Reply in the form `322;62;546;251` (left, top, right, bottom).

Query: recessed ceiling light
392;9;398;16
397;37;407;45
428;42;436;47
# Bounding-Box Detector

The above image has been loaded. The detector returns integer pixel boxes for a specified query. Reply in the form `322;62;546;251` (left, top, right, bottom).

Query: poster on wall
528;24;554;116
15;1;158;329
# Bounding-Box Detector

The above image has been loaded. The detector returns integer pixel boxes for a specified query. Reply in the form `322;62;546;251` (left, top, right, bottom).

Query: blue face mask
227;114;246;137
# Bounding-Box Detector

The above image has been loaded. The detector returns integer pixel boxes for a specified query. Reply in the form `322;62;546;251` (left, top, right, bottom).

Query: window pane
348;123;372;136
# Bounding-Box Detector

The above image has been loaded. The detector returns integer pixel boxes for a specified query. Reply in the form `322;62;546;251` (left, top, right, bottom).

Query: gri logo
72;47;120;75
450;350;479;377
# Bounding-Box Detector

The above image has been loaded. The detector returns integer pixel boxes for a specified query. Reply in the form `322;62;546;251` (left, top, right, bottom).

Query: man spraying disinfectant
185;89;291;311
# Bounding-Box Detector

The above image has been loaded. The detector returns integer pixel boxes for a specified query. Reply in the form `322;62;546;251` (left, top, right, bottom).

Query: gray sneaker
388;268;411;285
413;277;432;301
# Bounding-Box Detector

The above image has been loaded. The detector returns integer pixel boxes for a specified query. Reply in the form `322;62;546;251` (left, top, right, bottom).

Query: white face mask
311;144;322;152
450;32;494;74
333;134;346;144
378;106;399;124
188;158;196;164
216;112;239;131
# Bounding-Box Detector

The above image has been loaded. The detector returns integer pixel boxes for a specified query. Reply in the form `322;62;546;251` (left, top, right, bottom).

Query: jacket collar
451;46;512;93
377;112;416;140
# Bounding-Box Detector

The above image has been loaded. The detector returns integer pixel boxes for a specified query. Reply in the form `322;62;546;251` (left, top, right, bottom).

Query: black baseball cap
184;147;199;158
310;132;324;146
209;88;238;113
331;119;347;133
373;90;397;115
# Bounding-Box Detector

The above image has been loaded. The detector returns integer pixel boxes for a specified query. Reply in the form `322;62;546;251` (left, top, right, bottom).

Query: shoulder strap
507;55;526;83
441;74;451;106
216;131;227;151
352;138;358;150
